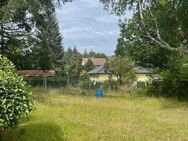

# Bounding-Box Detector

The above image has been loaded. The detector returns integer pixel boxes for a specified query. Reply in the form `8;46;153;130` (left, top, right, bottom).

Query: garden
1;0;188;141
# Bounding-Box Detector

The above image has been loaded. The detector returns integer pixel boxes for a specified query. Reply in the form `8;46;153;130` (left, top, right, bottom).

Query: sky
56;0;121;56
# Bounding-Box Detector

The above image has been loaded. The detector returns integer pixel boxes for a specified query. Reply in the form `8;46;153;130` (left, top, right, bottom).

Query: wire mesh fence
24;77;67;88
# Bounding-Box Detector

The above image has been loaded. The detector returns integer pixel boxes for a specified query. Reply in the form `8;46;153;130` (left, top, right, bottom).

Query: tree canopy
107;56;135;85
100;0;188;53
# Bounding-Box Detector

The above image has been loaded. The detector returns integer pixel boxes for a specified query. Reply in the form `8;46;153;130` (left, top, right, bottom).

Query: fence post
44;77;47;90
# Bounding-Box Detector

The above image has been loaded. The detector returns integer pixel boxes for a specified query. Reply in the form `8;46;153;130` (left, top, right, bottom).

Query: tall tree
100;0;188;53
0;0;69;70
115;38;126;57
84;59;94;72
34;8;64;71
0;0;37;59
115;20;171;70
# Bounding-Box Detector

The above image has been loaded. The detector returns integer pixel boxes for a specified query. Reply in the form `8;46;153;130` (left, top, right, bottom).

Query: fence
24;77;67;88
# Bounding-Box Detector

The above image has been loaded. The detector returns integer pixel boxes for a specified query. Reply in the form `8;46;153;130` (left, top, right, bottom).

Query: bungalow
134;66;151;82
88;65;151;82
88;65;116;82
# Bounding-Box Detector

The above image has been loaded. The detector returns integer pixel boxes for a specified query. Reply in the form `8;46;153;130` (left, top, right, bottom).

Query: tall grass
1;88;188;141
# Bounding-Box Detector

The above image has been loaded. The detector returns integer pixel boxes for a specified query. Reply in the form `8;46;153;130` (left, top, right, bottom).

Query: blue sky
56;0;121;56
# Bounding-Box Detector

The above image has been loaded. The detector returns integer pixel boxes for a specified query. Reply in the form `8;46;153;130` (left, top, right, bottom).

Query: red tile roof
82;58;106;66
18;70;56;77
93;58;106;66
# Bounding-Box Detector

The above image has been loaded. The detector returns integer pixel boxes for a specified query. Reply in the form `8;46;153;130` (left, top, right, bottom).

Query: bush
78;79;118;91
147;55;188;99
0;55;34;131
102;80;118;90
137;81;147;89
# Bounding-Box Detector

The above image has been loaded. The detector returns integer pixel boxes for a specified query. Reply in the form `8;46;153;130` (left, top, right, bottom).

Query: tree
0;0;67;70
32;8;64;71
84;59;94;72
148;54;188;99
107;56;135;85
63;47;82;85
0;0;37;59
83;50;107;58
115;20;172;70
110;2;188;97
100;0;188;53
0;55;34;131
115;38;126;57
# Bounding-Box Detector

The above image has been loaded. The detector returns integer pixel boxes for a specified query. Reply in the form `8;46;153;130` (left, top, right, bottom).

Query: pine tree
45;10;64;72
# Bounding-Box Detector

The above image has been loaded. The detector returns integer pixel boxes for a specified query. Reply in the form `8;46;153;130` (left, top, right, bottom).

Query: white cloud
56;0;123;55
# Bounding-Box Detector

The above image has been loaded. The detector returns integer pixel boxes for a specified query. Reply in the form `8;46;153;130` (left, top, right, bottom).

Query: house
134;67;151;82
88;65;114;82
88;65;151;82
82;57;106;67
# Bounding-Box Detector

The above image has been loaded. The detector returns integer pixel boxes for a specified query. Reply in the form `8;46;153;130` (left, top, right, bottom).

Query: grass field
2;88;188;141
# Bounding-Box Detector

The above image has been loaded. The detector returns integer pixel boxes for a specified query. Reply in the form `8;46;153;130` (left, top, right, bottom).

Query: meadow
1;88;188;141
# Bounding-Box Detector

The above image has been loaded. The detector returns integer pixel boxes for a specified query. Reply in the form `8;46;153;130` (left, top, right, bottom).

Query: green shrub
137;81;147;89
147;55;188;99
78;79;118;91
102;80;118;90
0;55;34;131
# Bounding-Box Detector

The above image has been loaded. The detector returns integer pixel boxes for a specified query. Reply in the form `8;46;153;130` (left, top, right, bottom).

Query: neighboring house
134;67;151;82
82;57;106;67
88;65;151;82
88;65;112;82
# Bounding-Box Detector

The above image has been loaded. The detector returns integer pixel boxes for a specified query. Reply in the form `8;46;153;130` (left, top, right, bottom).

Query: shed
18;70;56;89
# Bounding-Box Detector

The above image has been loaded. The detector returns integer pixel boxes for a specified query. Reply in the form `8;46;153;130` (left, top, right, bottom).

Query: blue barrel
96;89;103;97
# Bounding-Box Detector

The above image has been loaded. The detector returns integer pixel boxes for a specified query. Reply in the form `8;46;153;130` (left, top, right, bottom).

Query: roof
82;58;106;66
18;70;56;77
92;58;106;66
88;65;108;74
134;67;151;74
88;66;151;75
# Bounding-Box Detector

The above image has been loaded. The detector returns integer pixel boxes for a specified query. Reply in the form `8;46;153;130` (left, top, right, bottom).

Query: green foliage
103;0;188;98
63;47;82;85
148;55;188;99
101;0;188;53
102;80;118;90
80;70;89;81
116;18;172;70
0;56;34;131
83;50;107;58
23;77;67;88
0;0;66;71
107;56;135;85
78;79;91;90
115;38;126;57
84;59;94;72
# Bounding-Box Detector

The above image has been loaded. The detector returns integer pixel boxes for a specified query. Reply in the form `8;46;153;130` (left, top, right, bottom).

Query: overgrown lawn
2;88;188;141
